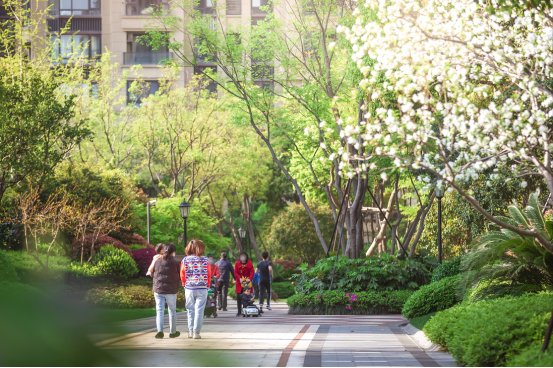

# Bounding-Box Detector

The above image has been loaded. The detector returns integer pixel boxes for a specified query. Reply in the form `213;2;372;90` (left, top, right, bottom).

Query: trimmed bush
84;284;185;308
287;289;413;315
430;258;461;283
507;345;553;367
402;275;460;319
424;292;553;367
91;245;138;280
272;281;295;298
273;259;297;271
0;249;19;282
132;247;156;276
129;244;149;252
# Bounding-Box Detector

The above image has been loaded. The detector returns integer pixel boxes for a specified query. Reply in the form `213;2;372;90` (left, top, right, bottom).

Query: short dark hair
262;251;269;259
208;255;214;259
221;252;228;259
155;243;164;254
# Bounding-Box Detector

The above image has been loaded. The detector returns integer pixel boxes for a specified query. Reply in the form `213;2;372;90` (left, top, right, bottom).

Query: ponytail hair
163;243;176;260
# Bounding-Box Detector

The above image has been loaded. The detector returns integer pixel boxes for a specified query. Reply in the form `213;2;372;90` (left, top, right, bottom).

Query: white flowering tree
337;0;553;253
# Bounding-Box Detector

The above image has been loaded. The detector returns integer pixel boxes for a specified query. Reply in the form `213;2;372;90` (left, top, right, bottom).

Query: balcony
124;0;169;16
123;52;172;65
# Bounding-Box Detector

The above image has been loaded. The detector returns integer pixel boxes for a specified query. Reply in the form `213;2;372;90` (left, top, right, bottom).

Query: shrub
129;244;149;252
287;289;413;315
409;312;437;330
91;245;138;280
424;292;553;367
293;252;438;294
84;284;185;308
431;258;461;283
402;275;460;319
110;229;152;247
271;281;295;298
273;259;297;271
6;251;71;282
0;249;19;282
132;247;156;276
507;345;553;367
70;234;131;262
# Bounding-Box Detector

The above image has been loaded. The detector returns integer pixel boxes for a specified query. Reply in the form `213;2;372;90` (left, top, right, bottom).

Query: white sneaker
193;332;201;339
266;305;272;310
188;331;193;339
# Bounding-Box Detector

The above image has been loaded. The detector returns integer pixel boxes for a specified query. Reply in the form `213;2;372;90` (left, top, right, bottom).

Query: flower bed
287;289;413;315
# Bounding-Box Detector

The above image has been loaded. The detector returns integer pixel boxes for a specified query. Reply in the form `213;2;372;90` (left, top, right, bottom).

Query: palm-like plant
458;192;553;301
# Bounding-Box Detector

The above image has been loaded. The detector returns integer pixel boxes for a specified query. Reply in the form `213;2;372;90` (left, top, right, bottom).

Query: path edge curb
402;323;443;352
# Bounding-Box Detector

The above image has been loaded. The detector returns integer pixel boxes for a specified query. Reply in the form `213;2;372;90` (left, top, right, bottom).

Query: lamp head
178;200;191;219
238;226;247;239
436;187;444;199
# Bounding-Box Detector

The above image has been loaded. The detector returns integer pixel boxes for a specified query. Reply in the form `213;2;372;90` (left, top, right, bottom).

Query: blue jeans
154;292;177;334
185;289;207;333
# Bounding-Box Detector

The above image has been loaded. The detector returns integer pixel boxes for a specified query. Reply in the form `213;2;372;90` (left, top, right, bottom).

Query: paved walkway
93;302;456;367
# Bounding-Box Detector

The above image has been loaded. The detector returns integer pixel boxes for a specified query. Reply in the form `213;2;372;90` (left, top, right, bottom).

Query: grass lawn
97;308;186;323
410;312;437;330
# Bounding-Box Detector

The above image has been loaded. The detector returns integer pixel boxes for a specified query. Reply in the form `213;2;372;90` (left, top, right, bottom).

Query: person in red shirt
207;255;220;286
234;251;254;316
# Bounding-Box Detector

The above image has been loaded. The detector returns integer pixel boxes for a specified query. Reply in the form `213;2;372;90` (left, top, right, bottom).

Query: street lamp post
178;200;191;251
147;200;157;244
436;187;444;264
238;226;247;257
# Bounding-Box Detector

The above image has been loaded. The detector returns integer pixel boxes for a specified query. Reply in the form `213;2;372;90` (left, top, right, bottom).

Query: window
194;37;217;63
127;80;160;105
226;0;240;15
254;81;273;91
124;32;171;65
194;66;217;94
251;0;269;15
50;34;101;62
49;0;100;16
125;0;168;15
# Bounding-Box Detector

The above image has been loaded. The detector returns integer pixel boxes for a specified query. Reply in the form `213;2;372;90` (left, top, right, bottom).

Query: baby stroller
204;276;218;318
240;285;261;318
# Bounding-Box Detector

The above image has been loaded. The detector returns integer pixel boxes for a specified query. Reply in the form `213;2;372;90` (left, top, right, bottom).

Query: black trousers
236;292;242;314
217;281;229;309
259;279;271;306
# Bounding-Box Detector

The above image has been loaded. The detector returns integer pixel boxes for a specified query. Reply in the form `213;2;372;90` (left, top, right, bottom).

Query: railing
124;1;169;16
123;52;172;65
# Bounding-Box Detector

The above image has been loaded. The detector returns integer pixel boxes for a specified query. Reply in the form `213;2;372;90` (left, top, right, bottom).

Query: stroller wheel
247;315;251;317
242;314;246;317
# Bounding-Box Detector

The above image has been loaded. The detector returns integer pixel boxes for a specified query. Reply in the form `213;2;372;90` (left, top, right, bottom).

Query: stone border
401;323;443;352
388;322;441;367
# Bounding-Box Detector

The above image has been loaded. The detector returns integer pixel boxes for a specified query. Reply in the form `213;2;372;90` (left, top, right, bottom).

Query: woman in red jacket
234;251;254;316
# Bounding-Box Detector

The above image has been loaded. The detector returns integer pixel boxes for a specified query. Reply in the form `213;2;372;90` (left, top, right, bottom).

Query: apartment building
0;0;276;101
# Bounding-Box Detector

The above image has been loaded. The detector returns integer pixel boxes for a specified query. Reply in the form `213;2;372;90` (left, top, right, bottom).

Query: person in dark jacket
215;252;235;311
152;243;181;339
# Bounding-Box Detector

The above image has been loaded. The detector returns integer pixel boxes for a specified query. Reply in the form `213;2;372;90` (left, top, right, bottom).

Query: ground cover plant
85;284;186;309
402;275;460;319
287;289;413;315
424;292;553;367
409;312;436;331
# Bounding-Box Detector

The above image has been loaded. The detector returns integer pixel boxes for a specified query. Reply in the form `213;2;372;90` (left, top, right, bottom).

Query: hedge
507;344;553;367
85;284;186;309
424;292;553;367
430;258;461;283
287;289;413;315
272;281;295;299
402;275;460;319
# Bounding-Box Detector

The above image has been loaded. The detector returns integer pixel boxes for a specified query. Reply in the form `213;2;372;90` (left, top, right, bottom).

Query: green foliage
97;307;186;323
293;252;438;294
85;284;186;308
6;251;71;282
133;196;230;254
507;345;553;367
0;65;90;204
402;275;460;319
431;258;461;283
0;280;116;366
409;312;437;331
91;245;138;280
0;249;18;282
287;289;413;315
266;200;337;265
424;293;553;367
458;192;553;301
271;281;295;298
129;244;149;252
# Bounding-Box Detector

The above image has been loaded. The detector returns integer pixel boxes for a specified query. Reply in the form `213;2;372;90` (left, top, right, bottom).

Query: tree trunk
244;195;261;262
366;188;397;256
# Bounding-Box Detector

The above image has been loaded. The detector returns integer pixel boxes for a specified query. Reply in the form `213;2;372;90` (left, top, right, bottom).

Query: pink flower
346;292;350;297
346;305;352;310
